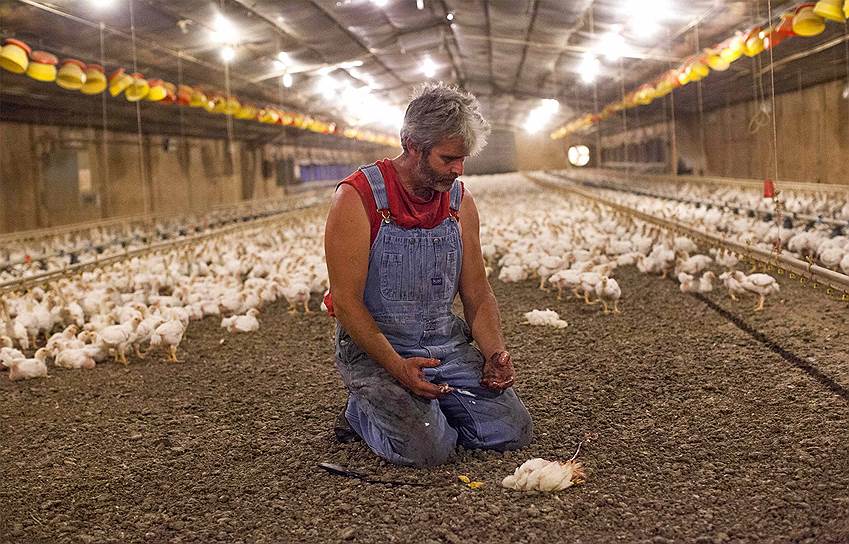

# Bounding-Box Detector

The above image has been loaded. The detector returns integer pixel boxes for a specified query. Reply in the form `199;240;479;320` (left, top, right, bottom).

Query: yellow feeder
0;38;30;74
845;0;849;19
145;79;167;101
793;4;826;36
814;0;845;21
210;95;228;114
56;59;87;91
81;64;107;95
225;96;241;115
190;88;208;108
109;68;133;97
704;49;730;71
720;36;744;63
259;108;279;124
742;28;765;57
235;103;257;120
125;72;149;101
26;50;58;82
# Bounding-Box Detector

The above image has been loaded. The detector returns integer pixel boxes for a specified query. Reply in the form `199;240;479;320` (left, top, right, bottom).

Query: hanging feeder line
552;170;849;230
0;194;325;295
2;1;396;147
550;1;834;139
525;173;849;304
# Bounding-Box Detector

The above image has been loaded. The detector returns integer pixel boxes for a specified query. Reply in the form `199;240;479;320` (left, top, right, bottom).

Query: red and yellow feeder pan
125;72;149;102
145;78;168;101
176;84;193;106
26;50;58;82
81;64;107;95
0;38;31;74
56;59;87;91
109;68;133;97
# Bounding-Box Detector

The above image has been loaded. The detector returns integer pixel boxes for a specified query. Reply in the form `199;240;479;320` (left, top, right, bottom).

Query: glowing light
211;14;239;45
221;46;235;63
446;12;454;21
625;0;671;38
568;145;591;166
524;98;561;133
277;51;291;64
318;76;338;99
282;73;293;88
417;0;424;9
421;56;437;78
579;53;600;84
371;0;388;6
599;29;629;61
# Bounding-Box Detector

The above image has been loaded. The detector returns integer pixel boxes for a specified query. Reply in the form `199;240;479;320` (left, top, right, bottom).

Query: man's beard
416;154;457;194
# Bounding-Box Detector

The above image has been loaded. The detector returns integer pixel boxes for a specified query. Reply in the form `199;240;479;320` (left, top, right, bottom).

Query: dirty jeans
335;324;533;467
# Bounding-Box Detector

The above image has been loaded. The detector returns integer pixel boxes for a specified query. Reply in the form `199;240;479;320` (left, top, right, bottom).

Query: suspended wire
766;0;779;182
128;0;150;217
98;22;111;219
667;29;678;176
695;23;706;175
177;51;192;211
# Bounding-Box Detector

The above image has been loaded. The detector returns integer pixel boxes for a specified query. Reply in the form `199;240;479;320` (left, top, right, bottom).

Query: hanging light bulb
421;56;437;78
579;54;600;84
221;46;235;63
283;72;293;88
446;12;454;21
416;0;424;9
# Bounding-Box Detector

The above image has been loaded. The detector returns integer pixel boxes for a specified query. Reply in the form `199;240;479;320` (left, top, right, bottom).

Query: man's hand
481;351;515;391
388;357;452;400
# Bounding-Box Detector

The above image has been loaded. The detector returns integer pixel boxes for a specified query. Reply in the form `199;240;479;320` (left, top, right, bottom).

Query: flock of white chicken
2;211;327;381
3;171;843;381
0;195;321;283
552;172;849;276
464;173;792;325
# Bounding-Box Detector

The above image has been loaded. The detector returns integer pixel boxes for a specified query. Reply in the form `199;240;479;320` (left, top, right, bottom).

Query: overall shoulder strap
359;163;390;214
448;179;463;219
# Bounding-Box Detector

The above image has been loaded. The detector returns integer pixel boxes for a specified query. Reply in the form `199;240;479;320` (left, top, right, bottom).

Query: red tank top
339;158;463;244
323;159;464;316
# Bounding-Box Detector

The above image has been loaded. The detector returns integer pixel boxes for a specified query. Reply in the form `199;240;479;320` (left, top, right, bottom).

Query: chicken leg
167;345;181;363
754;294;765;312
601;300;610;314
303;299;311;313
613;300;621;314
134;344;147;359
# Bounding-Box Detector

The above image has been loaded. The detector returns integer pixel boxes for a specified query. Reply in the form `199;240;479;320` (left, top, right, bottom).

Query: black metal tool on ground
317;463;436;487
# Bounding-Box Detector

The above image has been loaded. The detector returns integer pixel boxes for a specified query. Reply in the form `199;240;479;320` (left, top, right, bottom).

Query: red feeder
763;179;775;198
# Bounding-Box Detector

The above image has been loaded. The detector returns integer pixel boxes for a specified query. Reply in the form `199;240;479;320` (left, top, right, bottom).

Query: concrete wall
0;122;383;233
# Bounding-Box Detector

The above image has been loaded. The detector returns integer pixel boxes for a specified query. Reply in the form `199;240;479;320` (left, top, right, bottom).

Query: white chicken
54;348;97;370
523;309;568;329
221;308;260;333
4;348;50;381
97;316;142;365
742;273;780;311
548;269;581;300
719;270;748;300
150;319;187;363
594;276;622;314
502;458;586;492
678;271;716;293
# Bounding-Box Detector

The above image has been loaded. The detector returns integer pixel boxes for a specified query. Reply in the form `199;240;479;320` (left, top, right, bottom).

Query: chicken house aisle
3;175;849;543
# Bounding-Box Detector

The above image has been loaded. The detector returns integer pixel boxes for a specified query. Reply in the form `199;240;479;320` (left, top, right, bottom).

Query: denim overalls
335;163;532;467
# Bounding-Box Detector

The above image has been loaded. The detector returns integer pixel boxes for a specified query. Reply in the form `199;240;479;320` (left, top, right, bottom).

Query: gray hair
400;81;491;157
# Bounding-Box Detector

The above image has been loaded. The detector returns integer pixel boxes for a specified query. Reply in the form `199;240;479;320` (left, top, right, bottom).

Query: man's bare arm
457;188;506;361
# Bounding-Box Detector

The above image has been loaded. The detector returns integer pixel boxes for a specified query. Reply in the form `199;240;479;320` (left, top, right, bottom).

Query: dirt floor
2;266;849;544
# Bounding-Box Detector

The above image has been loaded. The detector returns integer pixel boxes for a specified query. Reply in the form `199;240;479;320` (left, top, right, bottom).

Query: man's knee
475;393;534;451
394;426;456;467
